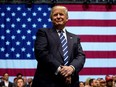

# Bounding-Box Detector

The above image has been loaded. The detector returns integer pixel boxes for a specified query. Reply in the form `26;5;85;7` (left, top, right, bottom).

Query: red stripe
79;68;116;75
59;4;116;11
0;69;36;76
84;51;116;58
66;20;116;26
80;35;116;42
0;68;116;76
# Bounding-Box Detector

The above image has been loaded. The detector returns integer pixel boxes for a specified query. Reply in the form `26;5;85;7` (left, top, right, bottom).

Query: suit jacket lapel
50;28;64;62
66;31;73;59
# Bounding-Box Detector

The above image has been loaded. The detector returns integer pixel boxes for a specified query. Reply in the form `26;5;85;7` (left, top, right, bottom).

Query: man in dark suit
0;73;13;87
32;5;86;87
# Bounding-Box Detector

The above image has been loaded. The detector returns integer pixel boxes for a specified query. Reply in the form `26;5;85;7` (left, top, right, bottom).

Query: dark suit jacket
32;28;85;87
0;81;13;87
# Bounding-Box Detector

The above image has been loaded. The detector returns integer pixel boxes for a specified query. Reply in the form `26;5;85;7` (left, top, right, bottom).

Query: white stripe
66;27;116;35
64;51;68;56
64;56;68;61
63;46;68;52
69;11;116;20
62;41;67;47
0;59;116;68
0;59;37;68
81;42;116;51
64;61;68;65
85;59;116;67
61;38;65;44
60;35;63;39
3;75;109;82
82;42;116;51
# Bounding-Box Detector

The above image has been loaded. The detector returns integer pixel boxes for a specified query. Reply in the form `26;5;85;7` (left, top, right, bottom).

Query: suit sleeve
70;37;86;74
34;29;61;74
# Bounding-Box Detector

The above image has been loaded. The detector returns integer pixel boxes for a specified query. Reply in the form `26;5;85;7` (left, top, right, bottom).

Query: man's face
4;73;9;81
17;79;24;87
51;7;68;27
92;79;98;87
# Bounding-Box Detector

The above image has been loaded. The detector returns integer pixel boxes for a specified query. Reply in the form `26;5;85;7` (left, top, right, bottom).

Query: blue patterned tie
59;30;69;65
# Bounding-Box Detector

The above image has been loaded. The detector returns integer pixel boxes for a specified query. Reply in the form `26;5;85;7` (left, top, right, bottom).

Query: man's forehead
53;6;66;10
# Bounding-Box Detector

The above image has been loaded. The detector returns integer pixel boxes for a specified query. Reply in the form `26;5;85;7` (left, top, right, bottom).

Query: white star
1;47;5;52
6;7;11;11
22;24;26;28
16;53;20;58
1;24;5;28
1;35;5;40
5;53;9;57
11;24;15;28
43;24;47;28
6;29;10;34
21;47;26;52
22;35;26;40
17;7;21;11
16;41;20;45
37;18;42;22
32;48;34;52
11;47;15;52
48;7;51;11
6;18;11;22
27;29;31;34
27;18;32;22
37;7;42;11
16;18;21;22
22;12;26;16
32;12;37;16
17;29;21;34
48;18;51;22
32;24;37;28
6;41;10;45
27;41;31;45
32;35;36;40
27;8;32;11
11;12;16;16
11;35;15;40
27;53;31;58
1;12;5;16
43;12;47;16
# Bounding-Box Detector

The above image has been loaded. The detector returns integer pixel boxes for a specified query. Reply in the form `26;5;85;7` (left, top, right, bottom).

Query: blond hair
50;5;68;19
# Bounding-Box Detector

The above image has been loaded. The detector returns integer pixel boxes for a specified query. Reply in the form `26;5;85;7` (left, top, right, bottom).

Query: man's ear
66;17;68;22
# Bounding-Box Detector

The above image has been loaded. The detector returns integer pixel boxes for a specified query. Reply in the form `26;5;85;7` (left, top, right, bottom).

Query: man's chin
55;23;64;26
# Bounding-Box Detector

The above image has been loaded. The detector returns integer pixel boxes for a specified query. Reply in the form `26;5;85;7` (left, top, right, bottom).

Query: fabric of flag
0;4;116;82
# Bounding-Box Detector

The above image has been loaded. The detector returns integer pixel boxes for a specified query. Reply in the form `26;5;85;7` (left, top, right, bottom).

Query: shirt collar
56;28;66;33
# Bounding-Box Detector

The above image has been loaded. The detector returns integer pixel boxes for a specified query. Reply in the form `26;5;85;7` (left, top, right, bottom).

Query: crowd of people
0;72;116;87
79;75;116;87
0;73;32;87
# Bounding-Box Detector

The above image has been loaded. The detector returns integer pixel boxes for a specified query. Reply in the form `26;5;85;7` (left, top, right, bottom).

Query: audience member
96;79;101;87
100;78;106;87
27;78;33;87
112;75;116;87
16;73;23;78
16;77;25;87
85;77;91;87
79;81;85;87
0;73;13;87
105;75;113;87
89;78;97;87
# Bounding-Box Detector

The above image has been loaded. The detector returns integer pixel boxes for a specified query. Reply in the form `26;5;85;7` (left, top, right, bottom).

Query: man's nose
57;14;60;18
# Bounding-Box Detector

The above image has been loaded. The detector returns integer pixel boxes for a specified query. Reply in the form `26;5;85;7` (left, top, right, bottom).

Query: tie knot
58;30;64;33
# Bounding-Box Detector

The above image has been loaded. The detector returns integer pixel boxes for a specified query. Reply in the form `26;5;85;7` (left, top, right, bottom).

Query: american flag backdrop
0;4;116;82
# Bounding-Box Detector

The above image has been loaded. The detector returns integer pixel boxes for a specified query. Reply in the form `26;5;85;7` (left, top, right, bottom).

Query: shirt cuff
70;65;75;72
55;66;61;75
